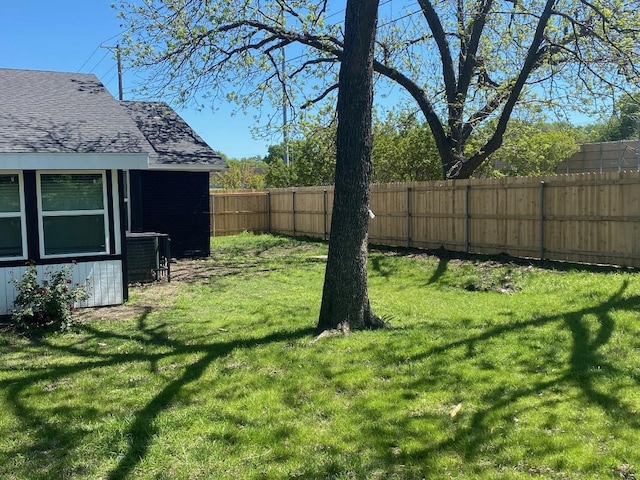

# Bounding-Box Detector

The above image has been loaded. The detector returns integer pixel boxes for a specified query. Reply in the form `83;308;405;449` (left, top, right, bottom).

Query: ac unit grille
126;233;171;284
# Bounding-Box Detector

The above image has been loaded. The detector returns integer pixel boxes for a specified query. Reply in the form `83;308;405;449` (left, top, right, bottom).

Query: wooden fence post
540;181;546;261
465;184;471;253
292;190;296;237
618;141;622;172
266;192;271;233
211;194;216;237
407;187;412;248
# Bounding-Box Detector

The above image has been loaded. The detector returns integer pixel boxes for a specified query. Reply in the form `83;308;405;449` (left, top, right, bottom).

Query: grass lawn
1;232;639;479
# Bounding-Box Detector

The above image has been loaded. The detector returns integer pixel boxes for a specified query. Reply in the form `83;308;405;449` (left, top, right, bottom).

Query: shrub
11;264;90;333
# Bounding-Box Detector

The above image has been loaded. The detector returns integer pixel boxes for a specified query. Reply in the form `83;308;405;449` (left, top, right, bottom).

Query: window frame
0;171;27;260
36;170;111;259
123;170;131;235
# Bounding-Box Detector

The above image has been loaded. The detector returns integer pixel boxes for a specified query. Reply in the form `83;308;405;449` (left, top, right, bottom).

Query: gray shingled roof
0;68;224;170
0;68;153;154
120;101;224;167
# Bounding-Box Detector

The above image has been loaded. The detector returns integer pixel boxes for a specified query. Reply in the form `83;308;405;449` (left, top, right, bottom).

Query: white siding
0;260;123;316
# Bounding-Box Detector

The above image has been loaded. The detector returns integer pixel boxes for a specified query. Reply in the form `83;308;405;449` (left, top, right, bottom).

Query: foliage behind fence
211;171;640;268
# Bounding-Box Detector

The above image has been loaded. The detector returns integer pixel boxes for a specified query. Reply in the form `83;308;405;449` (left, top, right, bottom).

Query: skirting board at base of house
0;260;123;316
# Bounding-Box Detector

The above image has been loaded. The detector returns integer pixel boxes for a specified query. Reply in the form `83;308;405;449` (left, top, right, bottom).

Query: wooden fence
211;171;640;268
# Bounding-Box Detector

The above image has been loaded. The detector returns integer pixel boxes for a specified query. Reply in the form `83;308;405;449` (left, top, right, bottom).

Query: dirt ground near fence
76;258;216;323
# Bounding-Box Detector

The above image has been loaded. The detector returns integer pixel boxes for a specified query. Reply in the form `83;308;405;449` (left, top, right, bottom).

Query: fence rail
211;171;640;268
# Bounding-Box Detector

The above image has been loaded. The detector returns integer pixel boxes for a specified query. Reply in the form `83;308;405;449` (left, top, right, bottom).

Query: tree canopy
117;0;640;179
262;113;581;186
589;93;640;142
211;158;266;189
471;120;580;176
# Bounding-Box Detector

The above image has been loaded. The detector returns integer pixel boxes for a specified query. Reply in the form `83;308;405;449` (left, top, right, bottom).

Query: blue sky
1;1;598;162
0;1;272;159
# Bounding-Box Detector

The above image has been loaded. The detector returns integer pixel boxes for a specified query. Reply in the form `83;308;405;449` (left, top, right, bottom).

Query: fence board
210;191;269;236
211;171;640;268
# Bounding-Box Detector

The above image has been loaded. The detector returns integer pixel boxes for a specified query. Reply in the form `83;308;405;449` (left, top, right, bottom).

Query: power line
77;31;125;73
101;31;125;44
379;8;422;28
77;45;101;72
88;50;111;74
102;63;118;84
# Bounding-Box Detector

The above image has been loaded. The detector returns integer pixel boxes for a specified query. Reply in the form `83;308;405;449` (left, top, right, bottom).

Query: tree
211;158;266;189
470;120;580;176
372;110;441;182
117;0;640;180
263;110;442;187
265;122;337;187
264;158;296;188
590;94;640;142
263;144;288;165
316;0;384;333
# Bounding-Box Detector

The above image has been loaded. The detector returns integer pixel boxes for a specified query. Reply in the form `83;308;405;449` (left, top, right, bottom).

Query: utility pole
282;48;289;166
281;8;290;166
100;44;124;101
116;44;123;101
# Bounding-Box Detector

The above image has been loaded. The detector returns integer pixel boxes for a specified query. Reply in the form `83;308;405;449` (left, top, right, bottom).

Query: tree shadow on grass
0;309;314;479
361;279;640;476
421;280;640;468
2;278;638;478
427;257;450;284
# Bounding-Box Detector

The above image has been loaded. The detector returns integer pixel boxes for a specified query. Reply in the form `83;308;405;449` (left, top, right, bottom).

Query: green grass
1;232;639;479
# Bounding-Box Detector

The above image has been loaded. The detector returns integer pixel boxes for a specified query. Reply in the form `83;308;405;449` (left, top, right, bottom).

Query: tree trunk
316;0;384;335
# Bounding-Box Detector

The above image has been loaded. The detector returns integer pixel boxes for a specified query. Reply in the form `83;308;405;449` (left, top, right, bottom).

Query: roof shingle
120;101;223;167
0;68;153;154
0;68;224;170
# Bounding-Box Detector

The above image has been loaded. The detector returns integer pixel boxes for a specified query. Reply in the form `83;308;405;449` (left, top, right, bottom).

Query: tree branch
301;84;339;109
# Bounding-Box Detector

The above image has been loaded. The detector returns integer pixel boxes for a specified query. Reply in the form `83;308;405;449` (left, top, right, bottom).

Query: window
38;172;109;257
0;173;26;259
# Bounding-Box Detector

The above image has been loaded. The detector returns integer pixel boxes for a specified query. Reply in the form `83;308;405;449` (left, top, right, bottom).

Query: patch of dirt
76;258;215;323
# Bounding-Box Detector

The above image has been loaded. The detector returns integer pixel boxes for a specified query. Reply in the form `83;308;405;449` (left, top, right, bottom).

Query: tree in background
372;110;441;183
588;94;640;142
288;129;336;186
264;109;440;187
118;0;640;180
264;113;580;184
471;120;580;177
264;158;295;188
264;119;336;187
211;158;266;189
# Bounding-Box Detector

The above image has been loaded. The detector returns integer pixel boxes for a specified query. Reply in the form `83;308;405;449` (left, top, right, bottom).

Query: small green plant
11;264;90;333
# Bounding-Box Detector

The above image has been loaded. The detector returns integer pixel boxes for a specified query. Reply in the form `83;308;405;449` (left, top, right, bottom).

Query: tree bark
316;0;384;334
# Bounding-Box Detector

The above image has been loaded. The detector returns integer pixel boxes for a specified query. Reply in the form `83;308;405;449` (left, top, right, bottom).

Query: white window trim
110;170;123;255
123;170;131;235
36;170;111;259
0;171;27;260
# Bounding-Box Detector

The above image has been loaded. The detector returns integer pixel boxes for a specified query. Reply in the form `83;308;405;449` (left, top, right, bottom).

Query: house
121;101;222;258
0;68;225;315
